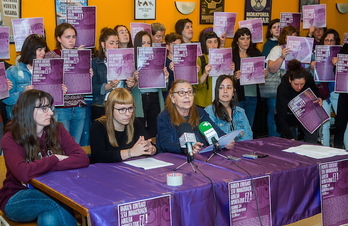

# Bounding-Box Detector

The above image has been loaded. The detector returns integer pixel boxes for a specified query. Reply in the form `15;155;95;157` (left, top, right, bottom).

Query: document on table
282;145;348;159
124;157;174;170
199;130;243;153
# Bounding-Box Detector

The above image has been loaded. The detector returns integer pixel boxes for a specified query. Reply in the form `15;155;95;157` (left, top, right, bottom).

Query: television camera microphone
198;121;220;147
175;123;197;172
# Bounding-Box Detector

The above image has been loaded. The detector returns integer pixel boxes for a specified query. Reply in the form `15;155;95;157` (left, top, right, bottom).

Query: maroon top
0;124;89;211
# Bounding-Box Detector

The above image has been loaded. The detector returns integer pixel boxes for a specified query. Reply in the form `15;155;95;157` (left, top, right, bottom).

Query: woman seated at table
276;59;322;144
157;79;234;153
0;89;89;225
205;75;252;141
90;88;156;163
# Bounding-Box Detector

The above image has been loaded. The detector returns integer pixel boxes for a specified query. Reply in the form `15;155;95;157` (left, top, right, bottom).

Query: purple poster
118;195;171;226
213;12;237;38
285;36;314;64
0;62;9;99
335;54;348;93
288;88;330;134
229;176;271;226
0;27;10;59
66;6;96;48
32;59;64;106
344;33;348;44
172;43;198;84
62;49;91;95
302;4;326;29
280;13;301;32
137;47;166;89
130;23;151;44
314;45;342;82
12;18;44;52
240;56;265;85
238;18;263;43
209;48;233;77
320;159;348;226
107;48;134;81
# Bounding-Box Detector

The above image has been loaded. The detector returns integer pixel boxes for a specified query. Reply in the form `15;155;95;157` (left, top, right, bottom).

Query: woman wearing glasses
157;79;232;153
309;28;341;146
0;89;89;225
90;88;156;163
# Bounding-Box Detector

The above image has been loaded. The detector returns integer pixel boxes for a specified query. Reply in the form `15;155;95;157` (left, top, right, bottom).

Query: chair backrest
0;156;6;188
81;146;91;155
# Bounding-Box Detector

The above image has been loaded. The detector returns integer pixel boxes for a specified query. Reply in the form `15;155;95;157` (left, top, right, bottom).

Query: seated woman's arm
157;111;182;153
90;120;124;163
52;124;90;171
1;133;60;183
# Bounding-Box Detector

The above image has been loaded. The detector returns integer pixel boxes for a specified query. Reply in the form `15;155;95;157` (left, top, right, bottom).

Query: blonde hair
165;79;200;128
97;88;135;146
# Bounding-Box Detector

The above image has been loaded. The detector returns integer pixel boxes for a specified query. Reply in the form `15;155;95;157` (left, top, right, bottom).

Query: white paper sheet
199;130;243;153
123;157;174;170
282;145;348;159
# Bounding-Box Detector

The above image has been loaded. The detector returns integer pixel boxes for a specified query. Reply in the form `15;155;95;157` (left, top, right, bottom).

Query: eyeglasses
35;105;54;113
114;106;135;114
324;39;335;43
172;90;195;97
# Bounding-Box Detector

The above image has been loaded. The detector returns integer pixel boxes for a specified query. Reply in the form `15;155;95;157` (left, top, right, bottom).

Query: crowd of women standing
0;15;347;225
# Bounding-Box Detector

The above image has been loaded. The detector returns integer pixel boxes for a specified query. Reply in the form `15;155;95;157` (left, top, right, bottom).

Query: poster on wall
0;0;21;43
55;0;88;25
244;0;272;25
134;0;156;20
199;0;224;24
299;0;319;13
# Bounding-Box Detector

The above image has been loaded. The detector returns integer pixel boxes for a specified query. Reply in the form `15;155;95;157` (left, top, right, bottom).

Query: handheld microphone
178;123;197;157
198;121;219;146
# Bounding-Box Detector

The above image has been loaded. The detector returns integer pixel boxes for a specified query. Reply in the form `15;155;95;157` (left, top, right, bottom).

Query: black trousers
141;92;160;138
334;93;348;148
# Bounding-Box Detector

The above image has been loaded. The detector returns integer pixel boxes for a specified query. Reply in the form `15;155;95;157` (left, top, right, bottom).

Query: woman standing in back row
45;23;89;144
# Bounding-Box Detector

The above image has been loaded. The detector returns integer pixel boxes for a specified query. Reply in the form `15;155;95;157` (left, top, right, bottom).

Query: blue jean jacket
204;105;253;141
3;62;32;118
91;57;109;106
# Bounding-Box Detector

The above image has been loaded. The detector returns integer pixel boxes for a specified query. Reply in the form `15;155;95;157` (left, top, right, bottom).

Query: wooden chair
0;156;37;226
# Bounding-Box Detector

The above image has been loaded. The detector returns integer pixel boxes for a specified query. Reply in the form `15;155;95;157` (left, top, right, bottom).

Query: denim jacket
204;105;253;141
3;62;32;118
92;57;109;106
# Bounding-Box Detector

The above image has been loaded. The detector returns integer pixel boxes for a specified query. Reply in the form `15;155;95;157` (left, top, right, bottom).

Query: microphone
178;123;197;158
198;121;219;146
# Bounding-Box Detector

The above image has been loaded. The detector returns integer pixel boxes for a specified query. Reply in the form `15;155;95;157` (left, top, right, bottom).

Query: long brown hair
165;79;200;128
212;75;238;122
278;25;299;45
5;90;63;162
96;27;118;60
97;88;135;146
54;23;77;49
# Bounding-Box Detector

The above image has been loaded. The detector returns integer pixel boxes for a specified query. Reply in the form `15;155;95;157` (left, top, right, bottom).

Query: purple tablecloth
195;137;347;225
36;153;245;225
34;137;347;226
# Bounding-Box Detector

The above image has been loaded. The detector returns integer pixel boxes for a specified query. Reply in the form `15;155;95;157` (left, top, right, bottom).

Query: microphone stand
174;150;197;173
206;138;240;162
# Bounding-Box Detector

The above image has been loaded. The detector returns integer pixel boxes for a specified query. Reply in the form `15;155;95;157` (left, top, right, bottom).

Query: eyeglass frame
34;104;55;113
171;90;195;97
114;106;135;114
